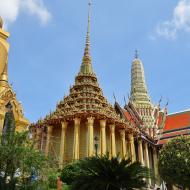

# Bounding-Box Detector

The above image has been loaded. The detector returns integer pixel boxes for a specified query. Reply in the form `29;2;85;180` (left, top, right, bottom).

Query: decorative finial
79;0;94;75
88;0;92;8
165;98;169;107
0;16;3;29
135;49;139;59
158;95;162;106
113;92;117;102
124;96;127;105
86;0;92;51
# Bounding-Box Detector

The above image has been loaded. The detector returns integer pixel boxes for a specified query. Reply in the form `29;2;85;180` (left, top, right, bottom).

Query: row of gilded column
41;117;137;168
34;119;159;179
137;138;159;185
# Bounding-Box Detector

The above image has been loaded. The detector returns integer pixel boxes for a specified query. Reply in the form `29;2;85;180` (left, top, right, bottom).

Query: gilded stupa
31;3;138;167
129;52;155;131
0;16;29;132
127;51;166;138
130;51;151;105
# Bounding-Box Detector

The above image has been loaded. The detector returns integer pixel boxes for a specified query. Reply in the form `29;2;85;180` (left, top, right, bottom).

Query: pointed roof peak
79;0;94;75
133;49;142;62
85;0;91;57
135;49;139;59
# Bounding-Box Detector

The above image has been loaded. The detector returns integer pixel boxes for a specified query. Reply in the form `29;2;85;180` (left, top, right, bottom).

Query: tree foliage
0;131;48;190
61;162;81;185
158;136;190;188
62;155;151;190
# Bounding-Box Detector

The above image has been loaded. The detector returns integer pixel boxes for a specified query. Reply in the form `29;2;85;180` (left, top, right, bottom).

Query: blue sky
1;0;190;122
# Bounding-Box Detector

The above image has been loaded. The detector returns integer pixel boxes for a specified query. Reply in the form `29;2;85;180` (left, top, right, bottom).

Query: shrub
61;162;81;185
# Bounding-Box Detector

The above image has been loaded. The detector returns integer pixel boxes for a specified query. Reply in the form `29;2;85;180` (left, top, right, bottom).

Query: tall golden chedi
31;3;138;168
129;51;166;139
0;16;29;131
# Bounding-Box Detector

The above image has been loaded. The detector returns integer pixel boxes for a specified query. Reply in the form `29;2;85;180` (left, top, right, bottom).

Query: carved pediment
0;88;14;108
0;87;24;118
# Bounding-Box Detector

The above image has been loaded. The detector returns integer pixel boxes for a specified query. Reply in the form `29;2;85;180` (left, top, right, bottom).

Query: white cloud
0;0;51;27
156;0;190;39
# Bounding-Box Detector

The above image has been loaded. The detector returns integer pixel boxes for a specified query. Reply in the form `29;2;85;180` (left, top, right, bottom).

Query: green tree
0;131;48;190
0;102;50;189
62;155;151;190
61;162;81;185
158;136;190;189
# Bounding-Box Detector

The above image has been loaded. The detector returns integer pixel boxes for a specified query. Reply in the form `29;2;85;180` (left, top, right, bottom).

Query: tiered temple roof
34;4;135;133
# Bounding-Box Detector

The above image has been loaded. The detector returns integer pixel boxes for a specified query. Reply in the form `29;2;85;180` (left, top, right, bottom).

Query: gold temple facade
30;4;163;187
0;17;29;132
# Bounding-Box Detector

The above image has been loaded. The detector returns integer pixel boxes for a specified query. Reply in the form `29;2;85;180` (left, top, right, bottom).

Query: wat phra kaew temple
0;4;190;188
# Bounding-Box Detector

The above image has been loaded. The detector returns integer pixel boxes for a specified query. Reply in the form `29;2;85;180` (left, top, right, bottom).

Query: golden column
126;140;130;159
73;118;81;160
138;138;144;165
59;121;68;168
153;147;160;184
35;127;41;150
128;133;136;162
109;124;116;157
100;119;106;155
45;126;53;156
119;129;126;158
144;142;150;168
144;142;151;185
87;117;94;157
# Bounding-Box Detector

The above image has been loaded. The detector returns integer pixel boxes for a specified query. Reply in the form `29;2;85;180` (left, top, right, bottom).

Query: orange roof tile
123;110;137;128
123;111;132;121
162;130;190;138
158;110;190;145
158;132;190;145
164;112;190;132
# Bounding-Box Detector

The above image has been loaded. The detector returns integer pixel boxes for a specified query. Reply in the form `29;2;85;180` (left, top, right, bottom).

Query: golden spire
85;0;91;55
0;16;9;84
0;16;3;28
79;0;94;75
130;51;151;104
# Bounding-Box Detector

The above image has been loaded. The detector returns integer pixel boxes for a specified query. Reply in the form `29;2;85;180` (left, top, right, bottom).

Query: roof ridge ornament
165;98;169;107
113;92;117;102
